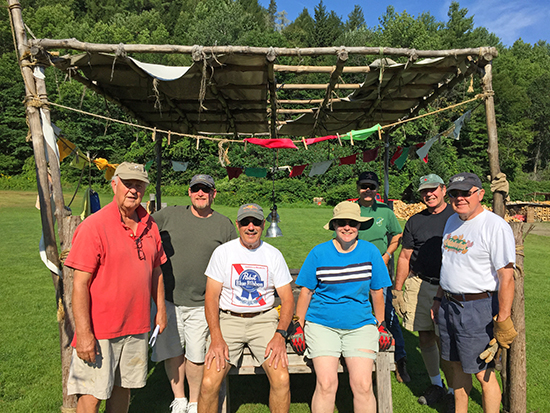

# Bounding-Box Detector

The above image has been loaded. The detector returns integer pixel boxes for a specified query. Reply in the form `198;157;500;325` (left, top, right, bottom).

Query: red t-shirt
65;198;166;345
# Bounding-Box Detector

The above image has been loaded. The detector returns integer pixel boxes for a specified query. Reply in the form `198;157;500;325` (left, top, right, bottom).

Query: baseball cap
447;172;483;191
357;171;380;186
324;201;372;231
237;203;264;222
189;174;215;189
114;162;149;184
418;174;444;191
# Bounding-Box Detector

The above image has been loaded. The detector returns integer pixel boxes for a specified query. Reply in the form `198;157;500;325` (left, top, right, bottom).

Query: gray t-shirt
153;205;237;307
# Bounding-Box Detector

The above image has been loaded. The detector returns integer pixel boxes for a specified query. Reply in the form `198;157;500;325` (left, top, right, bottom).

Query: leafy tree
345;5;365;32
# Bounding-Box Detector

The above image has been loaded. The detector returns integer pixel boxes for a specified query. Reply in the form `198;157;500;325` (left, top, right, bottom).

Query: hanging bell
265;206;283;238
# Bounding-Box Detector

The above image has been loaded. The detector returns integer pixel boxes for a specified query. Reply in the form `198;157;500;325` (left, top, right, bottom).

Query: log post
482;62;505;217
8;1;77;411
506;222;527;413
155;130;162;210
60;215;81;411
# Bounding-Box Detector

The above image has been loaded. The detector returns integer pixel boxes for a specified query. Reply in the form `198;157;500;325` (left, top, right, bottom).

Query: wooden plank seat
218;344;394;413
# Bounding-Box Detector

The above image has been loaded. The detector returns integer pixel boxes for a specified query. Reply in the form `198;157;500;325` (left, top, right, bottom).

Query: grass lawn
0;190;548;412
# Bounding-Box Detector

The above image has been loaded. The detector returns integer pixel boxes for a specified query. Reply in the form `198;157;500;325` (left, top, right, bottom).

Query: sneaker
187;402;198;413
170;398;188;413
395;357;411;383
417;384;447;405
444;393;455;413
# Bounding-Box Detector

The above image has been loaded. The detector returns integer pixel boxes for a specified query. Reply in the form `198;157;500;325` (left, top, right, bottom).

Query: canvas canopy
51;49;482;138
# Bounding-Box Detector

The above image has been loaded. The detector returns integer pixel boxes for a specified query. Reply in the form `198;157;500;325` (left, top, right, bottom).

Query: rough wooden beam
29;39;499;59
313;48;349;136
277;83;362;90
274;64;370;73
267;56;278;139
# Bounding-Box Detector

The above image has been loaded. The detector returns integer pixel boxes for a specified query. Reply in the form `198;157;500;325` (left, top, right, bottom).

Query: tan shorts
402;274;440;333
151;301;209;363
67;333;148;400
213;308;279;367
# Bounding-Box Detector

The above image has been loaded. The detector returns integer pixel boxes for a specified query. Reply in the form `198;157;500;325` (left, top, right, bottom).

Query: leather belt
444;290;496;303
412;271;440;286
220;309;270;318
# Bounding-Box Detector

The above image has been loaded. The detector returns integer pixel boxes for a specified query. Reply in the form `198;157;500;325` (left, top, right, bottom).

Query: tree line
1;0;550;204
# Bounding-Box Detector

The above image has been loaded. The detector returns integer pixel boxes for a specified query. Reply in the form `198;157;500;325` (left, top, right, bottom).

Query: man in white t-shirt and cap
432;172;517;413
197;203;294;413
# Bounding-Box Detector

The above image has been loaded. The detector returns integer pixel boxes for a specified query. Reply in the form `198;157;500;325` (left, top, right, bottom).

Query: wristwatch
276;329;288;338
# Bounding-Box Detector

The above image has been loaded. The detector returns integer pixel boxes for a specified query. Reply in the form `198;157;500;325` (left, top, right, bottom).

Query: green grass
1;190;548;412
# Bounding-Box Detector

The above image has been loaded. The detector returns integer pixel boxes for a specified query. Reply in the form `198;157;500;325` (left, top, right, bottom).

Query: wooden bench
218;342;394;412
217;269;394;412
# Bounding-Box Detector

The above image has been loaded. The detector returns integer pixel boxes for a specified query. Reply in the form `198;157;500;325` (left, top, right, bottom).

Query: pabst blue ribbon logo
234;267;266;305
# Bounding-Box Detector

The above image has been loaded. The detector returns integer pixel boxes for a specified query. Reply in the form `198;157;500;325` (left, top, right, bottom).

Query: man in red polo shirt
65;162;167;413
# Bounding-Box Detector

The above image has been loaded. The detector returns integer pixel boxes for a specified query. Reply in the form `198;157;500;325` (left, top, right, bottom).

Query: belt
220;309;270;318
443;291;496;308
412;271;440;286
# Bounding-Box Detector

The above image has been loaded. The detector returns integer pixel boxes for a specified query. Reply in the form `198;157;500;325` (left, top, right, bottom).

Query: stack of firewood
392;200;426;221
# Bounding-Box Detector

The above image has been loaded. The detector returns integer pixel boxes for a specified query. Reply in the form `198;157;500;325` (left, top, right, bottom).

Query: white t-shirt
205;238;292;313
440;209;515;294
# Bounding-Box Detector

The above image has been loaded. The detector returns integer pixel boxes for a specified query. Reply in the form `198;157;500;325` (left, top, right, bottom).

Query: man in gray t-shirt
152;175;237;413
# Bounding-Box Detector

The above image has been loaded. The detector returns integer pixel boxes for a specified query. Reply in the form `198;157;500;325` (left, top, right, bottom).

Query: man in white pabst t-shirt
197;203;294;413
432;172;518;413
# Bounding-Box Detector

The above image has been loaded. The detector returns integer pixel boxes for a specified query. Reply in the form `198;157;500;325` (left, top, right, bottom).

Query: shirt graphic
375;217;384;226
316;262;373;284
443;234;474;254
232;263;267;307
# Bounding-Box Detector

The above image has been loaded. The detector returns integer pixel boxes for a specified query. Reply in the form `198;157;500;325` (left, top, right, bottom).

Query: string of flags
56;111;472;181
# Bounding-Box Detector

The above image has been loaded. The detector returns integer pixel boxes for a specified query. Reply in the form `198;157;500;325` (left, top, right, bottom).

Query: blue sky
259;0;549;46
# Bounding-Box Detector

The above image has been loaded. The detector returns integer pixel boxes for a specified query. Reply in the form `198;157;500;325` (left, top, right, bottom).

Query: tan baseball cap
114;162;150;184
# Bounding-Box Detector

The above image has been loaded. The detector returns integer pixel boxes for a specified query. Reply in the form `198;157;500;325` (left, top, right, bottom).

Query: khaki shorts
212;308;279;367
304;321;378;360
67;333;148;400
151;301;209;363
402;274;440;332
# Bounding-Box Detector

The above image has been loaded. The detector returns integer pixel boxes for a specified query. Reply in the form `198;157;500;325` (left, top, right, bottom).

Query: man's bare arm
264;283;294;368
72;270;98;363
395;247;413;290
151;266;167;333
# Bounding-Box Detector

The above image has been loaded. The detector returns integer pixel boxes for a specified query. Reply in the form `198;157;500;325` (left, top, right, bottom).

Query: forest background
1;0;550;207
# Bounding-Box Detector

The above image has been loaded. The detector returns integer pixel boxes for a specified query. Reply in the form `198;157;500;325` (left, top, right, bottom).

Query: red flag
304;135;338;145
244;138;297;149
390;147;403;166
339;154;357;166
289;164;308;177
226;167;243;180
362;147;379;162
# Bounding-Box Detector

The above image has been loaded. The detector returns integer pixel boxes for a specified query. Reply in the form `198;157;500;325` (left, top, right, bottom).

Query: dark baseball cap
189;174;215;189
447;172;483;191
237;203;264;221
357;171;380;186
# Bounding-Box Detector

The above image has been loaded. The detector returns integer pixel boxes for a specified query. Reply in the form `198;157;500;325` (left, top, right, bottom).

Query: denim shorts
438;293;498;374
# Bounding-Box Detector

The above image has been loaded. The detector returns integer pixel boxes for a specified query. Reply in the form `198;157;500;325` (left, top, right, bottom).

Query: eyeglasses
190;185;212;193
239;217;263;227
135;236;145;260
448;188;479;199
359;184;377;191
334;219;360;228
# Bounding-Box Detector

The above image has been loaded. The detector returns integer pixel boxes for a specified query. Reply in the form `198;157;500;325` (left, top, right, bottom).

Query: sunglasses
334;219;360;228
135;236;145;260
239;217;263;227
448;188;479;199
190;185;212;193
359;183;377;190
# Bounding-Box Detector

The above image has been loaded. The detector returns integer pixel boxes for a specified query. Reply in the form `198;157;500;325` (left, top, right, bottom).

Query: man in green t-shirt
152;175;237;413
356;171;410;383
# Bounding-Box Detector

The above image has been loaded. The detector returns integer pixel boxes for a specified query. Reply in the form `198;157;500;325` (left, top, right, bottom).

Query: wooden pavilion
6;0;526;411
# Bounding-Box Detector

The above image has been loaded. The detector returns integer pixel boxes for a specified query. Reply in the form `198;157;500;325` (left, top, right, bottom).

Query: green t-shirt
357;201;402;255
152;205;237;307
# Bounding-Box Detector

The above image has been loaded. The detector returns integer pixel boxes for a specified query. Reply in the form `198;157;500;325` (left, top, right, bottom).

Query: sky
259;0;550;47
